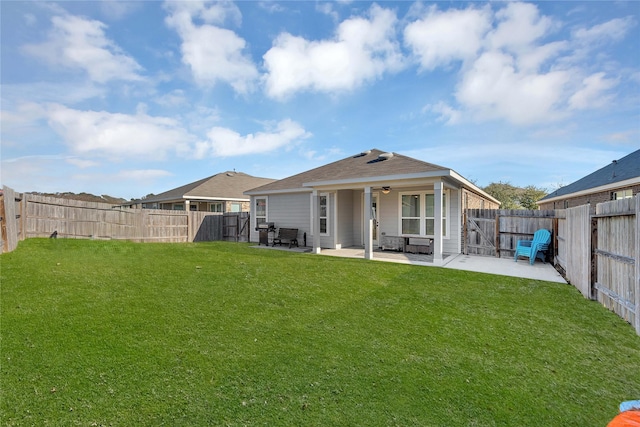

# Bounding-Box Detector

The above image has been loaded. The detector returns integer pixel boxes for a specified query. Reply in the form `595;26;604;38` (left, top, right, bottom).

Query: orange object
607;410;640;427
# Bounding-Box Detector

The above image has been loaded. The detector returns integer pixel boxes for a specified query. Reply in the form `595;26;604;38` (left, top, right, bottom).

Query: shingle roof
246;149;450;193
539;149;640;201
143;172;276;203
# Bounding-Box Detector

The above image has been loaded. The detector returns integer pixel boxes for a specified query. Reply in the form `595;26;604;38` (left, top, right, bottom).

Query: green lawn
1;239;639;426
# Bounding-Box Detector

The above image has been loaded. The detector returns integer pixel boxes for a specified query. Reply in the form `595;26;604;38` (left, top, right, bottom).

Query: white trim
253;196;268;228
538;177;640;205
245;188;313;196
398;190;450;238
319;193;330;236
185;196;249;202
300;169;499;205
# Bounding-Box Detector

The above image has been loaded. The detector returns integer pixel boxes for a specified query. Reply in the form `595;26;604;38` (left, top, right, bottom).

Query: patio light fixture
381;187;391;194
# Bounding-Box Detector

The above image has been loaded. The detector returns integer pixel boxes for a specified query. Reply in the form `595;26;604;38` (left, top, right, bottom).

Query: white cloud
164;1;258;93
456;51;570;125
487;2;557;53
573;16;636;44
196;119;311;157
427;102;462;125
22;14;144;83
154;89;188;107
404;5;491;71
263;4;404;99
46;104;193;161
569;72;618;110
410;2;632;126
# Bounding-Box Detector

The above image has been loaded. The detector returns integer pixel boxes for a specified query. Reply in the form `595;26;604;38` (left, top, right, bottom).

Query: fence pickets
2;186;639;334
465;209;556;259
593;197;639;331
467;198;639;335
1;189;249;248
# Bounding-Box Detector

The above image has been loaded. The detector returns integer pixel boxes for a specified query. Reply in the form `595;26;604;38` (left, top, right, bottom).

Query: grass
1;238;639;426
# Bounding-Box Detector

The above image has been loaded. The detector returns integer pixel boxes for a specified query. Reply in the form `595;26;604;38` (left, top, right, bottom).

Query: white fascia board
302;171;451;189
537;177;640;204
244;188;313;196
449;170;501;205
184;196;249;202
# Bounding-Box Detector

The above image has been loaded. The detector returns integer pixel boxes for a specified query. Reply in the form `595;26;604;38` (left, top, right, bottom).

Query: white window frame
309;192;330;236
210;202;224;213
319;193;329;236
254;197;268;227
230;202;242;213
398;190;449;238
612;189;633;200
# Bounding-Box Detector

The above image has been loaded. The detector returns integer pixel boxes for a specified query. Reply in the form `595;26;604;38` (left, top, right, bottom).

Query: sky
1;0;639;200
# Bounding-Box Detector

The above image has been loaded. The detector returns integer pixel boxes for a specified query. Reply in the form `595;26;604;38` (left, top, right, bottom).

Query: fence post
590;217;598;301
495;213;500;258
636;196;640;335
463;210;467;255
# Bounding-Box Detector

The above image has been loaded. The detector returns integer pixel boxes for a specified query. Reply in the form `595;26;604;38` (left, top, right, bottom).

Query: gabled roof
539;149;640;202
245;149;498;203
142;171;276;203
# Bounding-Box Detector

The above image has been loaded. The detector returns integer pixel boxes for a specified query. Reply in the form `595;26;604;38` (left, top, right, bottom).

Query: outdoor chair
514;229;551;265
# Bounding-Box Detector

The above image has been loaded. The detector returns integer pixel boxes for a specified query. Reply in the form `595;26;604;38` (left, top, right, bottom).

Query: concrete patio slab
442;254;566;283
251;245;567;284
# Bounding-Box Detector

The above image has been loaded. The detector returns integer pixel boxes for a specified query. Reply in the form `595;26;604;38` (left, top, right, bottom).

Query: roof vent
353;150;372;158
368;152;394;164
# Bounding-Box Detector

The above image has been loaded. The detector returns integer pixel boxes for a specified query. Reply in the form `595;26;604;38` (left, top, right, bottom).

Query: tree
483;181;548;210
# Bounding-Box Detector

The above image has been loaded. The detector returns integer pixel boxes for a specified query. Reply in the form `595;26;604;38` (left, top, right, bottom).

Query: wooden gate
464;209;556;259
562;205;591;298
223;212;250;242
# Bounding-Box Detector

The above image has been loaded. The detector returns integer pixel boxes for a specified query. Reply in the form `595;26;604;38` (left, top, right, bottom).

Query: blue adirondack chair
514;229;551;265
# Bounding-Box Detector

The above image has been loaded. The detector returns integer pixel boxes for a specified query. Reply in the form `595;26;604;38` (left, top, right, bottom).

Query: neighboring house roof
245;149;499;204
539;149;640;203
140;171;276;204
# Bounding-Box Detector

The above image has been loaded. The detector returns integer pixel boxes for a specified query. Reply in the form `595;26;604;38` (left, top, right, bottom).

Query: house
538;149;640;211
244;149;500;265
127;171;275;212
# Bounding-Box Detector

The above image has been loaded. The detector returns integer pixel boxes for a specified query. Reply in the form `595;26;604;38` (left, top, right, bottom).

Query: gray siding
249;192;311;244
444;188;460;254
337;190;355;248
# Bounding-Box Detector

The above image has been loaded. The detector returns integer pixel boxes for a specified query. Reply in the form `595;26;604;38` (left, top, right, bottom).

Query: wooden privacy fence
1;188;249;251
465;198;640;335
593;197;639;332
464;209;556;259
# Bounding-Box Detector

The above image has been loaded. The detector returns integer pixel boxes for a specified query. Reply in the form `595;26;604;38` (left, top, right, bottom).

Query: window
210;202;224;213
173;203;184;210
400;191;449;237
230;202;242;212
319;194;328;234
255;197;267;225
401;194;420;234
612;189;633;200
425;193;447;235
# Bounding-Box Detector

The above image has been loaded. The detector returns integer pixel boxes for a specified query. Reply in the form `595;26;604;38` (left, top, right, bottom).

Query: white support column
312;190;322;254
433;181;443;265
364;186;373;260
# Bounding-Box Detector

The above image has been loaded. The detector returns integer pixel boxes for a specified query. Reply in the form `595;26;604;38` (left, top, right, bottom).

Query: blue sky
1;1;638;200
